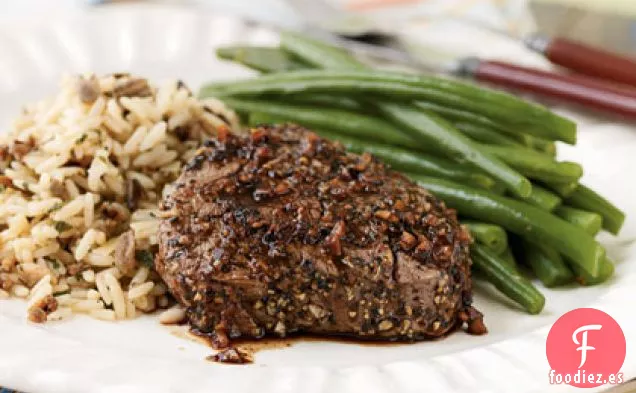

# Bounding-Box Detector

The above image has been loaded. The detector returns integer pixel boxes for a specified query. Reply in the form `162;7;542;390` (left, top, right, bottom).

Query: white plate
0;4;635;393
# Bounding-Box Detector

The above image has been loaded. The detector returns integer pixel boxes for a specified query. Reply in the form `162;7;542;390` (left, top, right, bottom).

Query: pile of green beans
204;32;626;315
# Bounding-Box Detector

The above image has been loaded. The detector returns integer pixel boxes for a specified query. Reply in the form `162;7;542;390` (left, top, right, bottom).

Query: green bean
520;184;562;211
555;206;603;235
454;123;557;157
223;98;415;148
454;122;523;147
201;70;576;144
248;112;283;126
413;101;506;131
280;31;367;70
216;46;307;73
542;181;579;198
496;132;556;157
480;145;583;184
565;184;625;235
377;104;531;197
290;95;364;112
471;244;545;314
500;247;517;265
413;101;558;154
214;46;368;113
571;257;615;286
464;222;508;254
489;182;508;195
408;175;605;278
524;135;557;157
519;240;574;287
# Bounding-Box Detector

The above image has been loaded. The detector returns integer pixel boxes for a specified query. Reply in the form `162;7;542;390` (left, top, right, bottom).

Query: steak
156;124;484;347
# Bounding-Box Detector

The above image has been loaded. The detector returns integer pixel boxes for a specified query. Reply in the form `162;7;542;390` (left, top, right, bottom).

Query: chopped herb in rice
135;249;155;268
45;257;61;270
75;133;88;144
48;202;63;213
53;221;73;233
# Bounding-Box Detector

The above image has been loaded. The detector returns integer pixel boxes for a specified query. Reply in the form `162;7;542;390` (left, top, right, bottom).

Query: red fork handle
461;58;636;119
526;34;636;88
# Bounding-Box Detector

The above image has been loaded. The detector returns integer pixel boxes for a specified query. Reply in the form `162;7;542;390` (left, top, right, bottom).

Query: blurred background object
531;0;636;55
3;0;635;57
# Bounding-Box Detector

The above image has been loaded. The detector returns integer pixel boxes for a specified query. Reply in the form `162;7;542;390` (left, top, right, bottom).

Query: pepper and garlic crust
156;124;484;346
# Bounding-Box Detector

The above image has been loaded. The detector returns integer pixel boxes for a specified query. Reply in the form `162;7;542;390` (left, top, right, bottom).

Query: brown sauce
207;347;254;364
167;324;458;364
230;333;421;349
168;325;211;346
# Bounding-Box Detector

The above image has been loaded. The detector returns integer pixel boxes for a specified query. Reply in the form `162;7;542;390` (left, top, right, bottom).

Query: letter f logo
573;324;602;368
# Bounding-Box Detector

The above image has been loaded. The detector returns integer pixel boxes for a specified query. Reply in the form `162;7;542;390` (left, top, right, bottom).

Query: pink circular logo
546;308;626;388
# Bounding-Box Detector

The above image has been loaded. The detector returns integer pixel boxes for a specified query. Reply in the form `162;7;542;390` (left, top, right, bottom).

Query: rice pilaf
0;74;238;322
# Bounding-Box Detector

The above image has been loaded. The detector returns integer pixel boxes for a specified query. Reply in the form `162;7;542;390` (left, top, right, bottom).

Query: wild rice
94;273;112;306
81;269;95;283
159;305;186;325
125;295;137;319
86;289;101;300
12;284;29;298
0;73;239;322
89;309;116;321
71;299;104;312
53;281;69;294
130;266;149;287
47;307;73;321
104;271;126;320
158;295;169;308
70;288;89;299
150;282;168;296
128;281;154;300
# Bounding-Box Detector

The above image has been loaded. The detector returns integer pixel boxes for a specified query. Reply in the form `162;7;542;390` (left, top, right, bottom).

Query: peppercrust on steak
156;124;484;346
